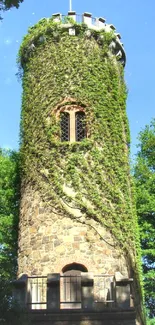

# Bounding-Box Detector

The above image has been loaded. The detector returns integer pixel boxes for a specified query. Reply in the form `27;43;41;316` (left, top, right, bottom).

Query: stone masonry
15;11;145;325
18;185;128;277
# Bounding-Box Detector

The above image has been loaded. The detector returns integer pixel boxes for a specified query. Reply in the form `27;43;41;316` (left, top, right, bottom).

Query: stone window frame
54;98;87;143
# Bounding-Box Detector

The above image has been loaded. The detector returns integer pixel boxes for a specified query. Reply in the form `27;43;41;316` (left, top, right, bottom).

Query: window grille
60;112;70;141
75;112;86;141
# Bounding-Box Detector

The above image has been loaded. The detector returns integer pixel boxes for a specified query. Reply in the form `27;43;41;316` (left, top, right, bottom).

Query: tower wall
17;13;144;325
19;25;131;274
18;185;128;276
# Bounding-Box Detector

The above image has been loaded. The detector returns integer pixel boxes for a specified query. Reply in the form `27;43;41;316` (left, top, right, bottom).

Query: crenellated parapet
52;12;126;66
18;12;126;68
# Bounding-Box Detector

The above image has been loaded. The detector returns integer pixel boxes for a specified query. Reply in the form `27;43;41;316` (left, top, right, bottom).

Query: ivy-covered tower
16;11;144;325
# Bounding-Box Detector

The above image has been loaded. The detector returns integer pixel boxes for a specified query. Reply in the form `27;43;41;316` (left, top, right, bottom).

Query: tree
0;149;20;278
0;149;20;321
0;0;23;17
134;119;155;319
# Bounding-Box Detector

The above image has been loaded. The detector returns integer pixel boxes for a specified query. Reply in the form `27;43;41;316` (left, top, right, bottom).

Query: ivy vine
18;18;145;323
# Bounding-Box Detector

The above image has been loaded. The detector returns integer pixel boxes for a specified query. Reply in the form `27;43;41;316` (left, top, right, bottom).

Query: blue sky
0;0;154;160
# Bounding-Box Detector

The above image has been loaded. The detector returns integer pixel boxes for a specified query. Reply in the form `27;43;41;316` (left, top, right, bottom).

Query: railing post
47;273;60;309
13;275;28;308
115;272;133;308
81;272;94;309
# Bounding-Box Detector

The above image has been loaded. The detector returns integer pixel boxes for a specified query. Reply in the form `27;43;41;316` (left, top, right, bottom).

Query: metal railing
26;274;116;310
60;275;82;309
27;276;47;309
94;275;115;305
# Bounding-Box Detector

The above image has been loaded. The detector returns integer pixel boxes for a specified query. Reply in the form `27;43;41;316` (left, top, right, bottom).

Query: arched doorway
61;263;88;309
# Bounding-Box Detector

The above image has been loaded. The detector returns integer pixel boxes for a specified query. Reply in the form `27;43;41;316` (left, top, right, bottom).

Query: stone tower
15;11;145;325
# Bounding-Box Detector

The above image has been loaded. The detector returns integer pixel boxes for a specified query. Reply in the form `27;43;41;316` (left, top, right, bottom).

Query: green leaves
0;149;20;322
0;149;20;279
20;25;136;252
18;19;115;69
0;0;23;19
18;23;144;320
1;0;23;9
22;36;134;251
134;119;155;319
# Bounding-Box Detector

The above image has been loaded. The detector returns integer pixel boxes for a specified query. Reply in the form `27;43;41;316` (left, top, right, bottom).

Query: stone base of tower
23;309;137;325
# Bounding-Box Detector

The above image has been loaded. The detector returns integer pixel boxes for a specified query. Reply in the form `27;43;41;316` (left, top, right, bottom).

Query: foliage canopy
134;119;155;319
0;149;20;322
0;0;23;19
0;0;23;10
0;149;20;279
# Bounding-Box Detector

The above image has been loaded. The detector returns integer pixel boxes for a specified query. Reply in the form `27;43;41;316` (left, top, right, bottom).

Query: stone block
74;236;81;242
42;236;50;243
63;236;73;242
55;246;66;254
41;255;50;262
54;240;61;247
39;207;44;214
30;227;37;233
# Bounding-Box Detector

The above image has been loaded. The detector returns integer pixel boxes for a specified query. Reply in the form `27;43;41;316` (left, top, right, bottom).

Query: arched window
75;112;86;141
60;112;70;141
59;108;86;142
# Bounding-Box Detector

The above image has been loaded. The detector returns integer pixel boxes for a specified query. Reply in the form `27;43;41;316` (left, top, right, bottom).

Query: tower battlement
53;12;125;64
19;12;126;68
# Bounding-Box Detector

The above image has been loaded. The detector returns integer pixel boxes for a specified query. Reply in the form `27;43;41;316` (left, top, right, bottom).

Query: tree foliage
0;149;20;322
0;0;23;10
0;0;23;19
134;119;155;319
0;149;20;279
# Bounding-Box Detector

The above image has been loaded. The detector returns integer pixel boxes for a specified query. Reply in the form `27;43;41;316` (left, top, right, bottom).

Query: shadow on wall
11;270;138;325
13;270;135;311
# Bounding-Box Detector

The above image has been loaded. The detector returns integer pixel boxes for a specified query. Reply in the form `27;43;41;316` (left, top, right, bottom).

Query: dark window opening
62;263;88;273
60;112;70;141
75;112;86;141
